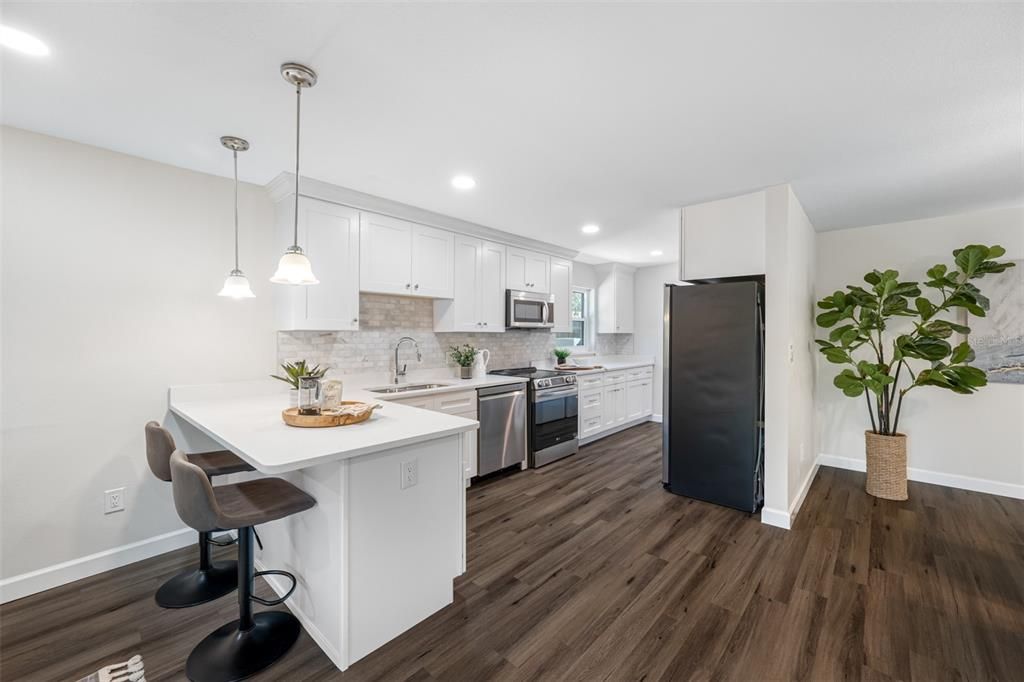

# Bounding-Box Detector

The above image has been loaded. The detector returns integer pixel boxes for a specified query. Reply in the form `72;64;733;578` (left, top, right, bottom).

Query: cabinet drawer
392;395;435;410
580;414;603;437
577;373;604;389
436;390;477;415
603;371;627;385
626;366;654;381
579;389;603;410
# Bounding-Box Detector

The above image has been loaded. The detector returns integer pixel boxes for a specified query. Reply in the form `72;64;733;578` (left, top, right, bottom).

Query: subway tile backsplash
277;293;634;375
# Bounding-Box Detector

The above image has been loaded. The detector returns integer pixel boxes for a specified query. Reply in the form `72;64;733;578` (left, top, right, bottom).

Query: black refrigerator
662;281;765;513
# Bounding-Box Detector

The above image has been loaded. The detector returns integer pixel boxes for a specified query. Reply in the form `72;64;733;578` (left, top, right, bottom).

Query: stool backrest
169;450;221;532
144;421;175;482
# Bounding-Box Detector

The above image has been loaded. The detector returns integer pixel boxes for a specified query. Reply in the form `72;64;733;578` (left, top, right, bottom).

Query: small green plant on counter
553;348;572;363
448;344;478;367
271;360;328;389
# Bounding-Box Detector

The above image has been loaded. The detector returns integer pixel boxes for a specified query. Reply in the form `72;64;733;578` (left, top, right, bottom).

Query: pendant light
271;62;319;285
217;136;256;299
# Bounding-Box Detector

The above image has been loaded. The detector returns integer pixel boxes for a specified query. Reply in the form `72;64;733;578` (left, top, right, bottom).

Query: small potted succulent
449;344;478;379
553;348;572;366
272;360;328;407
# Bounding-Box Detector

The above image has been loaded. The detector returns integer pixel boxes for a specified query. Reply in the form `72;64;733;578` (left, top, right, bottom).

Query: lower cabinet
391;390;478;483
578;365;654;443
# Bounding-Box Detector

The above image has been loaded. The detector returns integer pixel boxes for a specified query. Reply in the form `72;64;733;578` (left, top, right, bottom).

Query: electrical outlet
104;487;126;514
400;460;418;489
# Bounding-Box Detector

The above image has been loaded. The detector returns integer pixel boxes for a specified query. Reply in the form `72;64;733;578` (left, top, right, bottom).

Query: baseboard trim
650;414;663;424
818;454;1024;500
760;507;791;529
255;557;347;671
0;527;195;604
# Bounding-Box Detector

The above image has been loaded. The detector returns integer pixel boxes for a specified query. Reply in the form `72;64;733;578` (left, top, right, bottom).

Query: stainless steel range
489;367;578;468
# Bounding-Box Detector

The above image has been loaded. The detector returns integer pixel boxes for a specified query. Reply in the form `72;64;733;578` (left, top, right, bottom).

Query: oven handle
533;387;578;402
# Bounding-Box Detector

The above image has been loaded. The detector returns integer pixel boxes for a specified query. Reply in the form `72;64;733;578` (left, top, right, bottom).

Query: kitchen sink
366;383;450;394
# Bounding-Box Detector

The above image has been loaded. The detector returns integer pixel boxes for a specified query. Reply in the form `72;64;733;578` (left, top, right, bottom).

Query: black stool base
186;611;300;682
155;562;238;609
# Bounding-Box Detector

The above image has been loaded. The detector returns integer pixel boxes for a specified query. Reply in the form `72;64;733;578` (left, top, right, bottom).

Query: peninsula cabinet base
245;434;466;671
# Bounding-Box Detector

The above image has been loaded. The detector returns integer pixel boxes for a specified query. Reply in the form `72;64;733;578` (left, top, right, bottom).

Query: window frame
555;287;595;353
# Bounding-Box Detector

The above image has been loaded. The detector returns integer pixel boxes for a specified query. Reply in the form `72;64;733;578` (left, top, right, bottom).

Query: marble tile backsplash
277;293;629;375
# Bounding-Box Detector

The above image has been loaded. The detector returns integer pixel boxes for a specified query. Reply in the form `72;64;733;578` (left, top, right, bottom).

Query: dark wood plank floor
3;422;1023;681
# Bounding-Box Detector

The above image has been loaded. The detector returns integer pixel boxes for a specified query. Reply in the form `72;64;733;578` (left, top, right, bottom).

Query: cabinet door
275;197;360;331
506;248;529;291
359;213;413;295
449;236;482;331
479;241;506;331
603;385;623;428
640;379;653;416
411;224;454;298
626;380;645;420
524;252;551;293
550;258;572;333
614;270;635;333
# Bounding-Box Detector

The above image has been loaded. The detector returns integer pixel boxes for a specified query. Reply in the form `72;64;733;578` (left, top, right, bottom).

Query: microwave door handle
541;302;549;325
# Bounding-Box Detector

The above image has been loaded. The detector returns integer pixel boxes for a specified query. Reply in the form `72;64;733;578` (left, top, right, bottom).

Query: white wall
633;263;685;418
0;128;277;590
571;261;597;290
815;206;1024;496
762;185;818;528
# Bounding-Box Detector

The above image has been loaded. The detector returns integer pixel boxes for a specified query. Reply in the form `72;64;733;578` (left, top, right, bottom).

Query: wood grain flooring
3;422;1023;681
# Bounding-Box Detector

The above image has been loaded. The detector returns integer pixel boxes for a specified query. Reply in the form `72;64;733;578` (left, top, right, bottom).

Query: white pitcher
473;349;491;378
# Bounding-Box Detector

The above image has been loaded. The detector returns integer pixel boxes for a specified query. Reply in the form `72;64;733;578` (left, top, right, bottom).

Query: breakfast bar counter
165;379;478;671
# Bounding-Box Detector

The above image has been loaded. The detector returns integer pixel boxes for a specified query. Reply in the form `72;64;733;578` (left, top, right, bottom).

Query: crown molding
266;172;578;260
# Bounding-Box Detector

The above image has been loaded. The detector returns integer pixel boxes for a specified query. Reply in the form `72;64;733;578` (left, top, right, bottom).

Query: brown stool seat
213;478;316;530
188;450;255;477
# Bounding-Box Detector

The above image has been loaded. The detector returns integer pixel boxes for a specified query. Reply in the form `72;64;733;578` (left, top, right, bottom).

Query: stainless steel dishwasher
477;383;528;477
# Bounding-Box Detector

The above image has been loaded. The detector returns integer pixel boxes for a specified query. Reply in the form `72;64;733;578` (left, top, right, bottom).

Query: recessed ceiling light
581;224;600;234
451;175;476;190
650;250;664;256
0;25;49;57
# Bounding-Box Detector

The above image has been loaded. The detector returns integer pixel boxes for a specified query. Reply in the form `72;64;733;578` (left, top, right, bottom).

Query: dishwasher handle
479;389;525;402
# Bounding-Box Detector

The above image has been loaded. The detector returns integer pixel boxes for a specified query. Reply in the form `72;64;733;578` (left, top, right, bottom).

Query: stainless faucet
393;336;422;383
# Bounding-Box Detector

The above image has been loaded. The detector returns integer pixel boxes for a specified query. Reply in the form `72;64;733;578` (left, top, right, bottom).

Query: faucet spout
393;336;421;384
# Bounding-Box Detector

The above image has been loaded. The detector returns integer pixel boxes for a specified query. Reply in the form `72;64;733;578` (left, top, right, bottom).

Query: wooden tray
282;401;381;428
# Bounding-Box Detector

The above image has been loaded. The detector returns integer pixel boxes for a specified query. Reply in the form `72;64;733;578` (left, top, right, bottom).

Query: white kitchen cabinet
680;189;766;281
274;196;361;331
359;213;453;298
506;247;550;293
550;258;573;333
626;379;653;420
602;383;627;428
433;237;505;333
596;264;635;334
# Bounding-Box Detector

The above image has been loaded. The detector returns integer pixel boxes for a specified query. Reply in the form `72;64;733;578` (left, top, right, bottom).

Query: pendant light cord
233;149;240;271
292;83;302;247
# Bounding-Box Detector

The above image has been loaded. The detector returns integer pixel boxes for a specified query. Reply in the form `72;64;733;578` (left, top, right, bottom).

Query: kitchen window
555;288;593;351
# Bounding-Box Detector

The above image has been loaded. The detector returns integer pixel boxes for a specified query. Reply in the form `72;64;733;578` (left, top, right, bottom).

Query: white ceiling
2;2;1022;265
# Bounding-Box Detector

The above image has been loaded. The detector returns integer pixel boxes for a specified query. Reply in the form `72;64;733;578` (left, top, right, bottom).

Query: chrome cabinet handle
405;283;411;289
414;283;420;290
352;318;358;323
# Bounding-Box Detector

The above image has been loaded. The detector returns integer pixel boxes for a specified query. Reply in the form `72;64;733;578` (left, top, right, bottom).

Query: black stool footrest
252;570;297;606
207;533;238;547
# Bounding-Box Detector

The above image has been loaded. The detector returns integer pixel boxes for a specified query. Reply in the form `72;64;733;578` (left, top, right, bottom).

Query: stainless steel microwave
506;289;556;328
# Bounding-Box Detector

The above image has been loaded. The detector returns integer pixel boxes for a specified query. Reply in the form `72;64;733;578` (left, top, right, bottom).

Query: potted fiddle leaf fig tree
815;244;1015;500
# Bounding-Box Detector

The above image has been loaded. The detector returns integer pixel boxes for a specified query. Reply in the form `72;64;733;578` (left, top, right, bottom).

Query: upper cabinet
680;190;766;282
433;237;506;333
360;213;454;298
275;196;361;331
507;247;550;293
550;258;573;333
596;263;635;334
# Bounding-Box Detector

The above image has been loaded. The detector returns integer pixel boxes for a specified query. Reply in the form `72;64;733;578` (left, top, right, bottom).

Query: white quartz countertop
168;380;481;474
355;373;528;401
534;356;656;372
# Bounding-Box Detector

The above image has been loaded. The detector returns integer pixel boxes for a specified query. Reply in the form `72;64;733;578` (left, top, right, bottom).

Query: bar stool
169;449;316;682
144;421;255;608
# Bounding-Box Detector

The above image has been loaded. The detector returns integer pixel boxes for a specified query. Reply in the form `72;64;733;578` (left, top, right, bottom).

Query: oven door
532;387;578;452
507;290;555;328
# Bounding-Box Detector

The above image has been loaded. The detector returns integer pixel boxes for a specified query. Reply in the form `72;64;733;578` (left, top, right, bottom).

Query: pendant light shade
217;136;255;299
271;62;319;286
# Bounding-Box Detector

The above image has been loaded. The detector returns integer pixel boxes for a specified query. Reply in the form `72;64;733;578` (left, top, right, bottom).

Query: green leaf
954;245;988;276
950;341;974;364
823;347;852;364
843;384;865;397
863;271;881;285
926;264;948;280
915;297;936;320
829;324;855;342
816;310;845;328
899;336;951;361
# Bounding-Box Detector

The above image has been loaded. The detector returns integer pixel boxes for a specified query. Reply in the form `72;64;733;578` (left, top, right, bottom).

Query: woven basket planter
864;431;908;500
